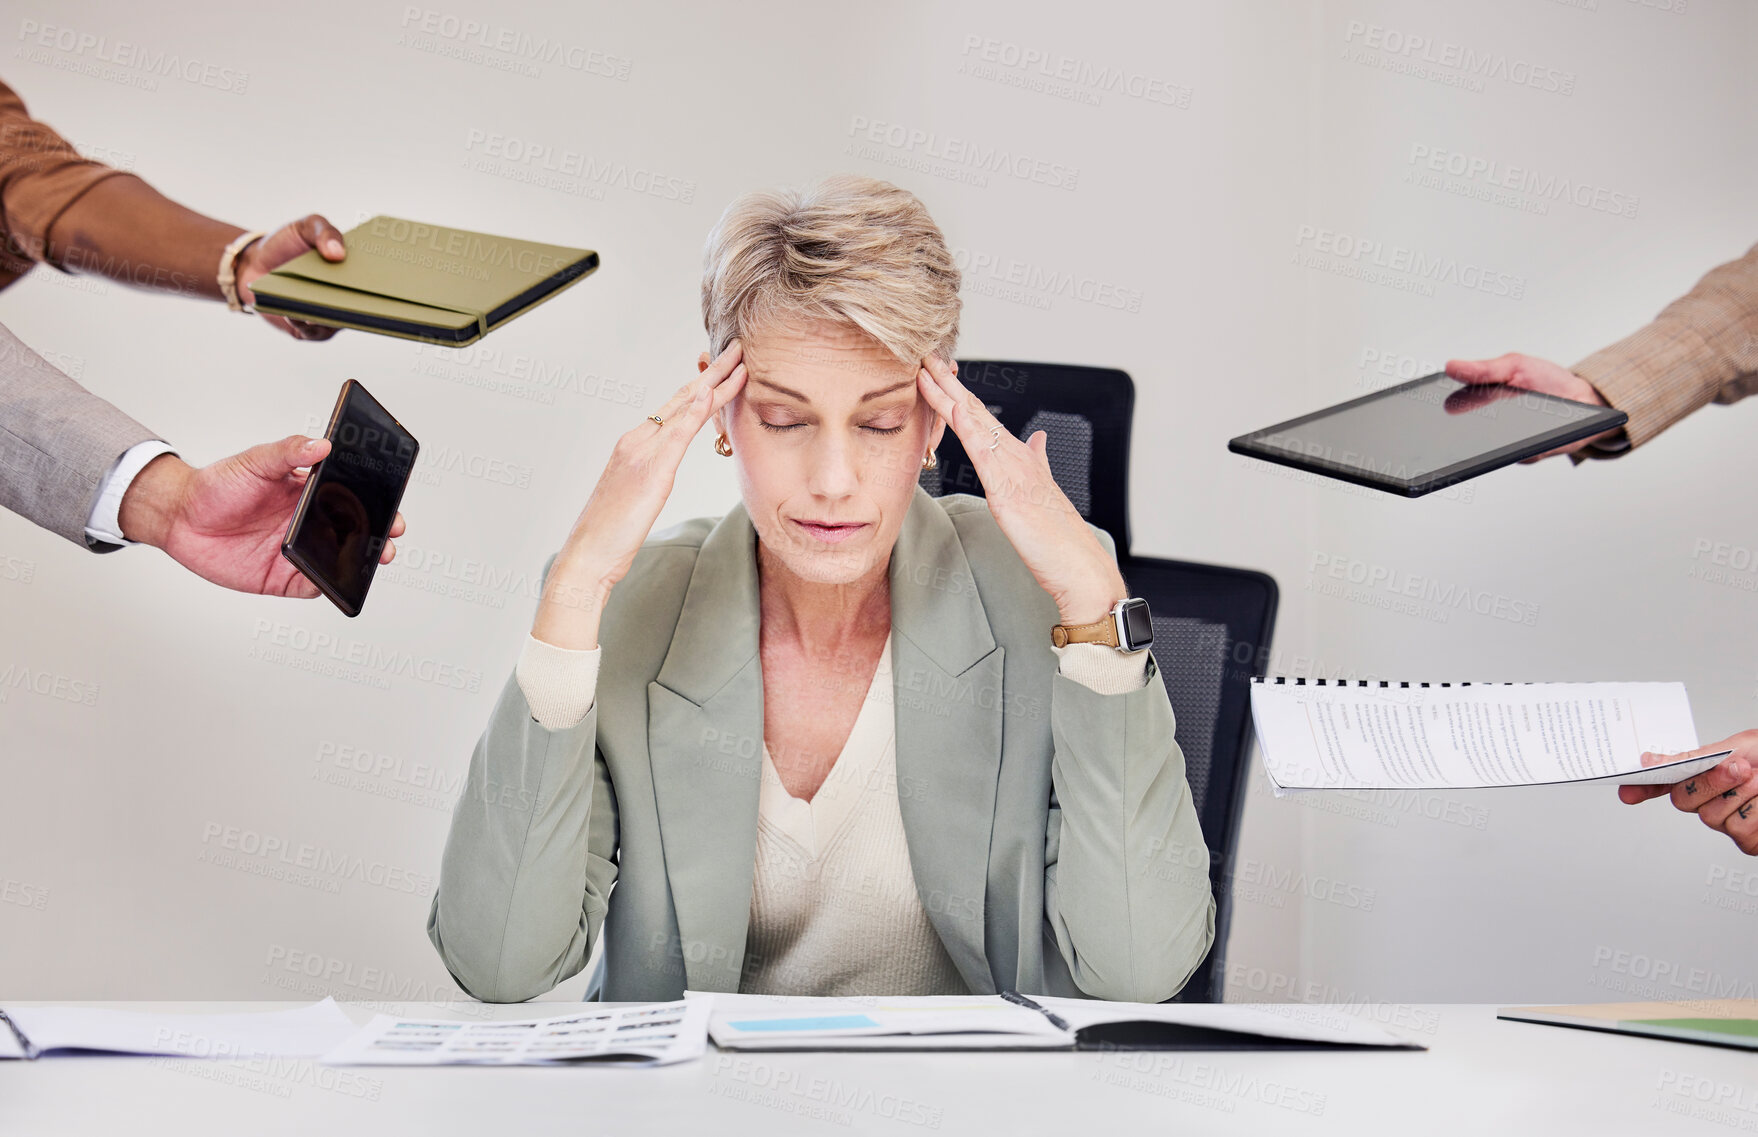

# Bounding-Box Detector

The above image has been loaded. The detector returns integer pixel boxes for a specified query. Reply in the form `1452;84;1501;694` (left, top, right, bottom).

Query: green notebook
1498;1000;1758;1051
250;216;598;346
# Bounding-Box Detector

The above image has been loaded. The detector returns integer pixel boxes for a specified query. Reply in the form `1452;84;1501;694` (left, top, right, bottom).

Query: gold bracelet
217;229;265;313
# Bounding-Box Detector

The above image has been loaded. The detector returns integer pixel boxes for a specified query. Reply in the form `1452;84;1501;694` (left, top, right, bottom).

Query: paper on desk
0;1014;25;1059
1035;997;1425;1049
321;994;709;1066
706;993;1068;1050
0;999;355;1059
1250;679;1728;794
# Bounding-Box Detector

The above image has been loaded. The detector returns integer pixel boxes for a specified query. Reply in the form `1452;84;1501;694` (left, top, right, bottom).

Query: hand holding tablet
1229;371;1628;497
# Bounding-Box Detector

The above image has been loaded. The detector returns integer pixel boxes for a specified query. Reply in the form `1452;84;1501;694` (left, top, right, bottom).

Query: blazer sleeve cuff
515;634;601;730
1053;642;1151;695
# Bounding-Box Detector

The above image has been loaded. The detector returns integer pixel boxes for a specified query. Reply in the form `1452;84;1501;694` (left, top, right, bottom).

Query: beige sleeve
514;634;601;729
1053;642;1152;695
1572;241;1758;458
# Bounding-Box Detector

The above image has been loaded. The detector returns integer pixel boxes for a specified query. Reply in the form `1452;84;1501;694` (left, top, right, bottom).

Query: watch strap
1051;612;1119;649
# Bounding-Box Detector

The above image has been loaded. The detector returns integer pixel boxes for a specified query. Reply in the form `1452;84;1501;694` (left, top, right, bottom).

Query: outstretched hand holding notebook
1250;678;1730;793
250;216;598;345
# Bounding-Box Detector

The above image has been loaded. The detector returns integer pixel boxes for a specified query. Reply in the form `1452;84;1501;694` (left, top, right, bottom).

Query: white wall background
0;0;1752;1007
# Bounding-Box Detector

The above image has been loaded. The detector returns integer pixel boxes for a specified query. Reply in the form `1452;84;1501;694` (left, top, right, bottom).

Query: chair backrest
1120;554;1277;1004
920;360;1133;554
924;358;1278;1001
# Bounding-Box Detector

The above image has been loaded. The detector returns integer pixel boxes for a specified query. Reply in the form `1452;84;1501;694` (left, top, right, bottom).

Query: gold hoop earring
921;450;938;472
714;433;733;457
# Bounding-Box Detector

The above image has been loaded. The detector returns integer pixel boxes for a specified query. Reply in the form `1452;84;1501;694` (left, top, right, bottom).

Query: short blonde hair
701;175;960;366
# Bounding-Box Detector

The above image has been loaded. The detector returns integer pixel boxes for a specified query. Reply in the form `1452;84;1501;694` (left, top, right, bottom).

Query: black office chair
1122;553;1277;1003
919;360;1133;555
925;359;1278;1002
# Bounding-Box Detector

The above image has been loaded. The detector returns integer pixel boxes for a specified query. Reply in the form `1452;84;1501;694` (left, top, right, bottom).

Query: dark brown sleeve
0;78;137;284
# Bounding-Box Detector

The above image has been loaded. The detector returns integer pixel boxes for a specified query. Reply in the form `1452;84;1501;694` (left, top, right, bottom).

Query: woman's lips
791;519;869;545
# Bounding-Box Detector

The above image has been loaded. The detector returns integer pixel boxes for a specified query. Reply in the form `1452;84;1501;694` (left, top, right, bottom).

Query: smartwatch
1051;597;1153;652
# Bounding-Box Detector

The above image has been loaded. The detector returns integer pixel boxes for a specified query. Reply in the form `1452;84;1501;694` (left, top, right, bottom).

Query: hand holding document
320;996;710;1066
1251;679;1730;793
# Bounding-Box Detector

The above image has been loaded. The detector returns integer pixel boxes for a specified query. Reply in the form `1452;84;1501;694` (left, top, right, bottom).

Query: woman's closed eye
754;418;908;434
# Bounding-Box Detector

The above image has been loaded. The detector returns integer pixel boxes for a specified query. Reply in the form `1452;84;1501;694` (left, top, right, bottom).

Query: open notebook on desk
0;1000;354;1059
704;992;1424;1051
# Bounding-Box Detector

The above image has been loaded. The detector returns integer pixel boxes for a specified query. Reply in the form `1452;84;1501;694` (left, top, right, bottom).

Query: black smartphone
281;380;419;617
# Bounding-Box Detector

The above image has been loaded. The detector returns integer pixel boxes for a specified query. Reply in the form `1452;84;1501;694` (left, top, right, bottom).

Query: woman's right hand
532;342;747;649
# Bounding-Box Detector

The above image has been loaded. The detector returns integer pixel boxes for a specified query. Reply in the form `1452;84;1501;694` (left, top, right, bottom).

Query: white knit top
739;635;966;995
515;627;1148;996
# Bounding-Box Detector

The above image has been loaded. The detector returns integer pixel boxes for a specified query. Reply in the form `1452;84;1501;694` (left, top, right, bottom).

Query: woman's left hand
916;356;1128;625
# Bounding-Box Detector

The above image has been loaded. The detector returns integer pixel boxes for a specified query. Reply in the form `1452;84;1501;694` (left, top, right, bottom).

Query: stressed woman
427;176;1215;1003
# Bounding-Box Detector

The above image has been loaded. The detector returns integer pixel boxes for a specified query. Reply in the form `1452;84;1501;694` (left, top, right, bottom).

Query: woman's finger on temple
708;363;748;414
917;367;969;436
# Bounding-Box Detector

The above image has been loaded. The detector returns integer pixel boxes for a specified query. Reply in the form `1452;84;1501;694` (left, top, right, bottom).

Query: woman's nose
805;433;861;498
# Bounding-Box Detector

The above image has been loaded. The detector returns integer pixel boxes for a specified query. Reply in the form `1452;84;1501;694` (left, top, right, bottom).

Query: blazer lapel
890;488;1005;994
647;505;765;992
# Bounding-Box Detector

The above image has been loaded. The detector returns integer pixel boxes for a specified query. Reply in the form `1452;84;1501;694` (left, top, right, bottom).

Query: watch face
1120;598;1154;650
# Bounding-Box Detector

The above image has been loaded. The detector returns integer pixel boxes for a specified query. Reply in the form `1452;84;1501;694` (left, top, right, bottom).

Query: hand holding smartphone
281;380;419;617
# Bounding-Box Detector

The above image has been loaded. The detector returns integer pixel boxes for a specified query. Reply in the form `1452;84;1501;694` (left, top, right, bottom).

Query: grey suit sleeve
1041;530;1217;1003
0;319;159;549
427;651;620;1003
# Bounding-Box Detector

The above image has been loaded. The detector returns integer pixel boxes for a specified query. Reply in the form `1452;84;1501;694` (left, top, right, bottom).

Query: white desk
2;1002;1753;1136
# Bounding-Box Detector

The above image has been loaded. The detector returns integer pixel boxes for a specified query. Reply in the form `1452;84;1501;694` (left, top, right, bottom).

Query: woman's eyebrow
859;379;915;402
749;377;810;401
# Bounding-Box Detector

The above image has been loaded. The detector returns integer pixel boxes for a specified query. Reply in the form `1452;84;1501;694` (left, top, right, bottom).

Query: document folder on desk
1498;1001;1758;1051
250;216;598;345
705;993;1424;1052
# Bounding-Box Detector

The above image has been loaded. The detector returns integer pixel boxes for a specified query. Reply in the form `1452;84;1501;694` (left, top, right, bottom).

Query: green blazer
427;488;1216;1003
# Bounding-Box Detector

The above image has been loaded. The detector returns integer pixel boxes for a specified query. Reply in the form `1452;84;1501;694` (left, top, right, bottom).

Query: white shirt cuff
84;440;178;546
515;633;601;729
1053;642;1152;695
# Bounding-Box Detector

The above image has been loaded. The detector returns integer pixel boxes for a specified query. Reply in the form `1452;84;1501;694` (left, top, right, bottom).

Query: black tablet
1227;373;1628;498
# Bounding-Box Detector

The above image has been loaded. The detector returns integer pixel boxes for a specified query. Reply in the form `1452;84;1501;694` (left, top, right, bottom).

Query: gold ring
648;414;665;427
